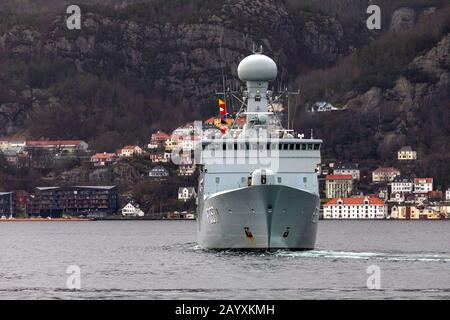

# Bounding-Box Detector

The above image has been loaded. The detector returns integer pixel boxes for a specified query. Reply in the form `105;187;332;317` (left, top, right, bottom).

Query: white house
372;167;400;183
389;192;405;204
323;197;387;219
90;152;118;166
178;187;197;202
149;165;169;177
414;178;433;193
118;145;143;157
311;101;339;113
390;177;413;194
121;202;144;217
397;146;417;160
178;163;196;176
148;131;170;149
333;162;360;180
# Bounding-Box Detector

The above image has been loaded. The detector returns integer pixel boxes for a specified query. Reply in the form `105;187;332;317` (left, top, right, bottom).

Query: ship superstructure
197;52;322;250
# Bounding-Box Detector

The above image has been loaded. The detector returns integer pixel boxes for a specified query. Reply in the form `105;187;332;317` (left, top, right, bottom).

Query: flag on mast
219;98;228;124
218;98;227;116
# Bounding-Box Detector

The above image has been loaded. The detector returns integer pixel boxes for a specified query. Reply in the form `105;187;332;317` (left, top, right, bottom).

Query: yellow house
391;205;447;220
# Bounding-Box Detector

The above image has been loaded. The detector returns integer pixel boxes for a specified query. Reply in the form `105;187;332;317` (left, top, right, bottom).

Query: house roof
414;178;433;183
398;146;413;152
392;176;412;183
334;162;358;170
326;174;353;180
325;197;385;205
151;131;170;140
121;145;135;150
373;167;400;173
92;152;116;159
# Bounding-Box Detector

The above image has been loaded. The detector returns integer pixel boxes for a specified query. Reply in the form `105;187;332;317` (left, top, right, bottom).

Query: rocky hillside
0;0;449;187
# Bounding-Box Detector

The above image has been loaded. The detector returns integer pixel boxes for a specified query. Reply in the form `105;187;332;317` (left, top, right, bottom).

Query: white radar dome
237;53;278;82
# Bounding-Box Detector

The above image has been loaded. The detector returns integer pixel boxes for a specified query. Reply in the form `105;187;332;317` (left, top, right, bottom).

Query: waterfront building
397;146;417;160
414;178;433;193
372;167;400;183
323;197;386;219
178;187;197;202
333;162;360;180
27;186;118;217
325;174;353;199
390;205;447;220
121;202;144;217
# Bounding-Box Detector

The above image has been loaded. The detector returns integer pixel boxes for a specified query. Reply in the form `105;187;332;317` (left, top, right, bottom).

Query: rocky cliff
0;0;449;188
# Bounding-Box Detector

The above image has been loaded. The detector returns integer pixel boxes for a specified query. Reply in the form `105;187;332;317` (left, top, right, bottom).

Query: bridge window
301;144;307;150
303;177;307;183
289;144;294;150
277;177;282;183
307;144;313;150
222;144;226;150
314;144;320;150
283;144;288;150
295;144;300;150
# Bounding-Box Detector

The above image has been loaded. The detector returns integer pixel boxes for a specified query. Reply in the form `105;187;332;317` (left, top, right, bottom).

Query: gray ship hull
197;185;320;250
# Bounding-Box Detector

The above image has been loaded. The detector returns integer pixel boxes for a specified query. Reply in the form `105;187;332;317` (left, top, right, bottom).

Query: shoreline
0;217;196;222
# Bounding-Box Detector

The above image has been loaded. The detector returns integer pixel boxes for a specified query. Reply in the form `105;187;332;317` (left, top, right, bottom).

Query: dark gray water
0;220;449;299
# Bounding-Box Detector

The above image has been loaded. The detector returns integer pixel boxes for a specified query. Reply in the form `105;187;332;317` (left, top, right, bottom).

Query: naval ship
196;51;322;250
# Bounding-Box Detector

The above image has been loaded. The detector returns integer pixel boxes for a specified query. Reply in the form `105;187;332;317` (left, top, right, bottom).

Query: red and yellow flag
218;98;227;116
